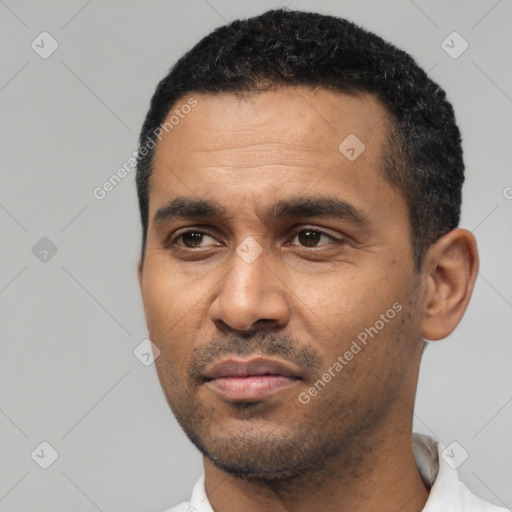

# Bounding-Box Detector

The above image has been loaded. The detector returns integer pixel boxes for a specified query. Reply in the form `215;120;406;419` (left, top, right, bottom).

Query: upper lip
203;356;303;380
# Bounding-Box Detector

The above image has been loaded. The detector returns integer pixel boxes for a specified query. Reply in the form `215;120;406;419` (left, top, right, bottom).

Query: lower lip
205;375;299;401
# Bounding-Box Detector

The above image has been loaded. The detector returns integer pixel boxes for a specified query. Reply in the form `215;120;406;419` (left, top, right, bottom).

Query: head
136;9;478;481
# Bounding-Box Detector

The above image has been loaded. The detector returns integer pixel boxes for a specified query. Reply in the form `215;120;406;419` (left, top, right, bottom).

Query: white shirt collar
168;433;509;512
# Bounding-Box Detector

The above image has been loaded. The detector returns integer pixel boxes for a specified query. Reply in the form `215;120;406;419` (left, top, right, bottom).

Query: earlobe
420;228;479;341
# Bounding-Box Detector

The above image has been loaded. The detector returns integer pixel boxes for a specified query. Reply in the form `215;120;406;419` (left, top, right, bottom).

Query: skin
137;86;479;512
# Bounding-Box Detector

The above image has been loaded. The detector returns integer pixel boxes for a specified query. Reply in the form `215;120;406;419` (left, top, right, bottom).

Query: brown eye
181;232;204;247
291;229;338;248
171;231;217;248
298;230;321;247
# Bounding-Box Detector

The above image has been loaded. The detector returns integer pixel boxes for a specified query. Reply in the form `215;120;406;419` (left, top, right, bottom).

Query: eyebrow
153;196;370;228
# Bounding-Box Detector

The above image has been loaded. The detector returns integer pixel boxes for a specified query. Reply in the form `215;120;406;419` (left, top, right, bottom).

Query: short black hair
136;8;464;271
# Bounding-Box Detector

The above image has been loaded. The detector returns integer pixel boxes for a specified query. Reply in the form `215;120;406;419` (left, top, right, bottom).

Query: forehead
153;86;390;169
148;86;401;230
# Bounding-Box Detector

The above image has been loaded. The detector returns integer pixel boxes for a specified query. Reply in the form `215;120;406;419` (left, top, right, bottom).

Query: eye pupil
183;232;203;247
298;230;321;247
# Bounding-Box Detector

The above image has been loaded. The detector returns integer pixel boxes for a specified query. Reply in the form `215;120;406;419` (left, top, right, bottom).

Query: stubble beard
167;364;400;488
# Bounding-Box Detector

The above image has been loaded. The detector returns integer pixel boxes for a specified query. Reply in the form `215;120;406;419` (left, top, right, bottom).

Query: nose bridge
210;237;289;331
232;236;270;298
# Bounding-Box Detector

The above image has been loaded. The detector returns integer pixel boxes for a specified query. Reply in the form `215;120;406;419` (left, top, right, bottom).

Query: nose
209;244;290;333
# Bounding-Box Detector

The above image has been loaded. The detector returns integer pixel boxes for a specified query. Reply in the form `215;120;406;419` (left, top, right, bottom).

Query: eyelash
167;227;342;250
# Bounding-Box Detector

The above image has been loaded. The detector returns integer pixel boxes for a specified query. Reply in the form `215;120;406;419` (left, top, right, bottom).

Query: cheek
141;255;197;329
140;257;215;371
294;264;396;323
295;263;411;363
140;265;186;363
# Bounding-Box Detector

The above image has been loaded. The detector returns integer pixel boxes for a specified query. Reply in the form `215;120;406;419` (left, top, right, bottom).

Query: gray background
1;0;511;510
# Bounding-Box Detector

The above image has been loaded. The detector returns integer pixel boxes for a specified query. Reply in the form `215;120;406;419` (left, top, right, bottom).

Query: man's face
138;87;426;479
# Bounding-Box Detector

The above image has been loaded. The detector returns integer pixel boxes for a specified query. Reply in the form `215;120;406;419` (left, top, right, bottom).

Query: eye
288;228;340;248
167;227;343;251
169;230;218;248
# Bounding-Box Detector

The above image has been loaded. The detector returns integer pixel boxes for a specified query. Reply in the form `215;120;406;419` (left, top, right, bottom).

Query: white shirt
164;433;510;512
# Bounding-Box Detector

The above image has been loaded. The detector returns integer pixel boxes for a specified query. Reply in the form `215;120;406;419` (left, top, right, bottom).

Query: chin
206;451;316;481
190;425;331;481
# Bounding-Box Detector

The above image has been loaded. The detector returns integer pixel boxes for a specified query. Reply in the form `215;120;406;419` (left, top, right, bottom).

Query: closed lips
203;357;302;380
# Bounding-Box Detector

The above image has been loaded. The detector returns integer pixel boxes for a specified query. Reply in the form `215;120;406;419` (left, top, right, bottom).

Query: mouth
203;356;302;401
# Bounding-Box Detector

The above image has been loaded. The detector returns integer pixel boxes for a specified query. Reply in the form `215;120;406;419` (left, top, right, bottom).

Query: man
135;9;508;512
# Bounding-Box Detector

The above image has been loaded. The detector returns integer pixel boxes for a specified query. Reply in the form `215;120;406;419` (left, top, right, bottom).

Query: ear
420;228;479;341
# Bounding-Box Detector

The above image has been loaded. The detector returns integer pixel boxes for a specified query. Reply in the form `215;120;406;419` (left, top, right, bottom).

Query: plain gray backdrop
1;1;511;511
